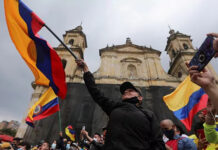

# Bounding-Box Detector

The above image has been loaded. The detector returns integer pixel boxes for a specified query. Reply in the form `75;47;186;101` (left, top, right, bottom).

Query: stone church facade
16;26;217;144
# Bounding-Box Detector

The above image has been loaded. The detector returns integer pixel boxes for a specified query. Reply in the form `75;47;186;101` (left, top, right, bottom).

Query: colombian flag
65;125;76;141
26;87;60;127
4;0;67;99
163;76;208;131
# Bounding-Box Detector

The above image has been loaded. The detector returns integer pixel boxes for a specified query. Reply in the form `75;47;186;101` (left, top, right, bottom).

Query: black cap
120;82;141;96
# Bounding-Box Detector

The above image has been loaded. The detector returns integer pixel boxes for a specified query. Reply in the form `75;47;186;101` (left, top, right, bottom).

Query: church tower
165;29;195;80
55;25;87;82
166;29;217;80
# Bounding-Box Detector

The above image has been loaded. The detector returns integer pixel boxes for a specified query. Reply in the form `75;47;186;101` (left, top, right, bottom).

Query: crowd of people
0;127;105;150
1;33;218;150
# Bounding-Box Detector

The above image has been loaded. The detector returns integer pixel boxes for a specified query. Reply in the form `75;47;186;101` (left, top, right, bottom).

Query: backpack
166;137;184;150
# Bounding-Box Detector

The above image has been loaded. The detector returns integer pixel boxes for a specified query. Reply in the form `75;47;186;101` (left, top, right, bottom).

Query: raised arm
76;59;116;115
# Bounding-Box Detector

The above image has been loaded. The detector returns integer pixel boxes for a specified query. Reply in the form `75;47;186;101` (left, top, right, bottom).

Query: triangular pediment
117;45;144;53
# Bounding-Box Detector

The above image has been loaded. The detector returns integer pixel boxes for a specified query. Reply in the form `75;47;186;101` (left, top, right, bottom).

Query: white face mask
66;144;70;149
51;143;56;149
93;138;97;142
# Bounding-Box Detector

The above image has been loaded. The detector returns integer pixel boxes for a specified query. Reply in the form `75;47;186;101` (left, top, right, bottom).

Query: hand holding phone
189;36;215;71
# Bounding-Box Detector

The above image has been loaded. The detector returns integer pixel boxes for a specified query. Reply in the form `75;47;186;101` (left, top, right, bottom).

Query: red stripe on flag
180;94;208;131
33;104;60;121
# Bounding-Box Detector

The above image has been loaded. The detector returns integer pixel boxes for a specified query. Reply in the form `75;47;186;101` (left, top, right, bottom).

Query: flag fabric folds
65;125;76;141
26;87;60;127
163;76;208;131
4;0;67;99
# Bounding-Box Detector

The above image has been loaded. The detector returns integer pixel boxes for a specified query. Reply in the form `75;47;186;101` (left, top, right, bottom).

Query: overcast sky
0;0;218;122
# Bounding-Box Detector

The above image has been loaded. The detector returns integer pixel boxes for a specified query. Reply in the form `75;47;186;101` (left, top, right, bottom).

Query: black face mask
163;129;175;140
123;96;139;104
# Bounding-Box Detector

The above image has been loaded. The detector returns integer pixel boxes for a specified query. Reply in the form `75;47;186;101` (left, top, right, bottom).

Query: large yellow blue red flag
65;125;76;141
4;0;67;99
163;76;208;131
26;87;60;127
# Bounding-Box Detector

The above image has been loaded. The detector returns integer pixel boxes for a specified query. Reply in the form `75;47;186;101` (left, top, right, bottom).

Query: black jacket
84;72;166;150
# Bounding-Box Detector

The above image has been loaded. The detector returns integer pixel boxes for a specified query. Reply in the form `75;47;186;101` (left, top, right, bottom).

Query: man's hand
81;130;89;137
75;59;89;72
207;33;218;57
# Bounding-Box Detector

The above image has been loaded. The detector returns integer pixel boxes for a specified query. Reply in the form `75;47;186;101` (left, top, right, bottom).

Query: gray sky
0;0;218;122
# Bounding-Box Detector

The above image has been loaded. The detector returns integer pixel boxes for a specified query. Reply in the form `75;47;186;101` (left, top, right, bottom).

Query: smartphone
189;36;215;71
82;125;85;130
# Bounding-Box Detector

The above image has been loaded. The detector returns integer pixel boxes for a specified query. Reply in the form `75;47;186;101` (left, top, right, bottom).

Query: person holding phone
187;33;218;113
76;59;165;150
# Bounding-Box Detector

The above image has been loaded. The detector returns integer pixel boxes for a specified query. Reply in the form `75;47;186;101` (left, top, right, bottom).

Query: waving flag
65;125;76;141
26;87;60;127
163;76;208;131
4;0;67;99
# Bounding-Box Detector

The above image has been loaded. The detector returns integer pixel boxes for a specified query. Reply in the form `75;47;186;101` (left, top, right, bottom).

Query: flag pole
57;98;62;132
44;24;78;60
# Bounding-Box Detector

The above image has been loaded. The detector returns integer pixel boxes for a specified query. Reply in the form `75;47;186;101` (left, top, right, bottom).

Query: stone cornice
99;44;161;56
72;74;181;86
54;47;84;59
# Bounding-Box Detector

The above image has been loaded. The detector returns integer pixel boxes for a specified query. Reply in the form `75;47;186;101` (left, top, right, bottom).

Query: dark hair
13;137;22;141
42;141;50;148
94;132;101;137
102;127;107;131
19;142;31;150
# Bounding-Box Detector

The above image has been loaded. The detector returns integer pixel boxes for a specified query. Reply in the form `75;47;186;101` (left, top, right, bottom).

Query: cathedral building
16;26;217;144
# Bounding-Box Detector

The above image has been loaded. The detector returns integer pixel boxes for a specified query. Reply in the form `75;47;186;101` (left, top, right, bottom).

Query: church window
69;39;74;45
178;72;182;78
183;43;189;50
61;59;67;69
127;64;137;79
172;49;176;57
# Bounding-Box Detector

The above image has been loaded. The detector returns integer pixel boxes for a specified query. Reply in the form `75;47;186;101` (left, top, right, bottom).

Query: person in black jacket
76;59;166;150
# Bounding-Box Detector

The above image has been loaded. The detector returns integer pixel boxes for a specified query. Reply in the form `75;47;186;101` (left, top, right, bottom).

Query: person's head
51;140;56;149
0;142;11;149
66;141;71;149
160;119;180;140
120;82;143;104
93;133;101;142
12;137;21;146
39;141;50;150
17;142;30;150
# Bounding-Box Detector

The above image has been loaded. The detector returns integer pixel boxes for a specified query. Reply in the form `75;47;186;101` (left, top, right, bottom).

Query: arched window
61;59;67;69
127;64;137;79
183;43;189;50
68;39;74;45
